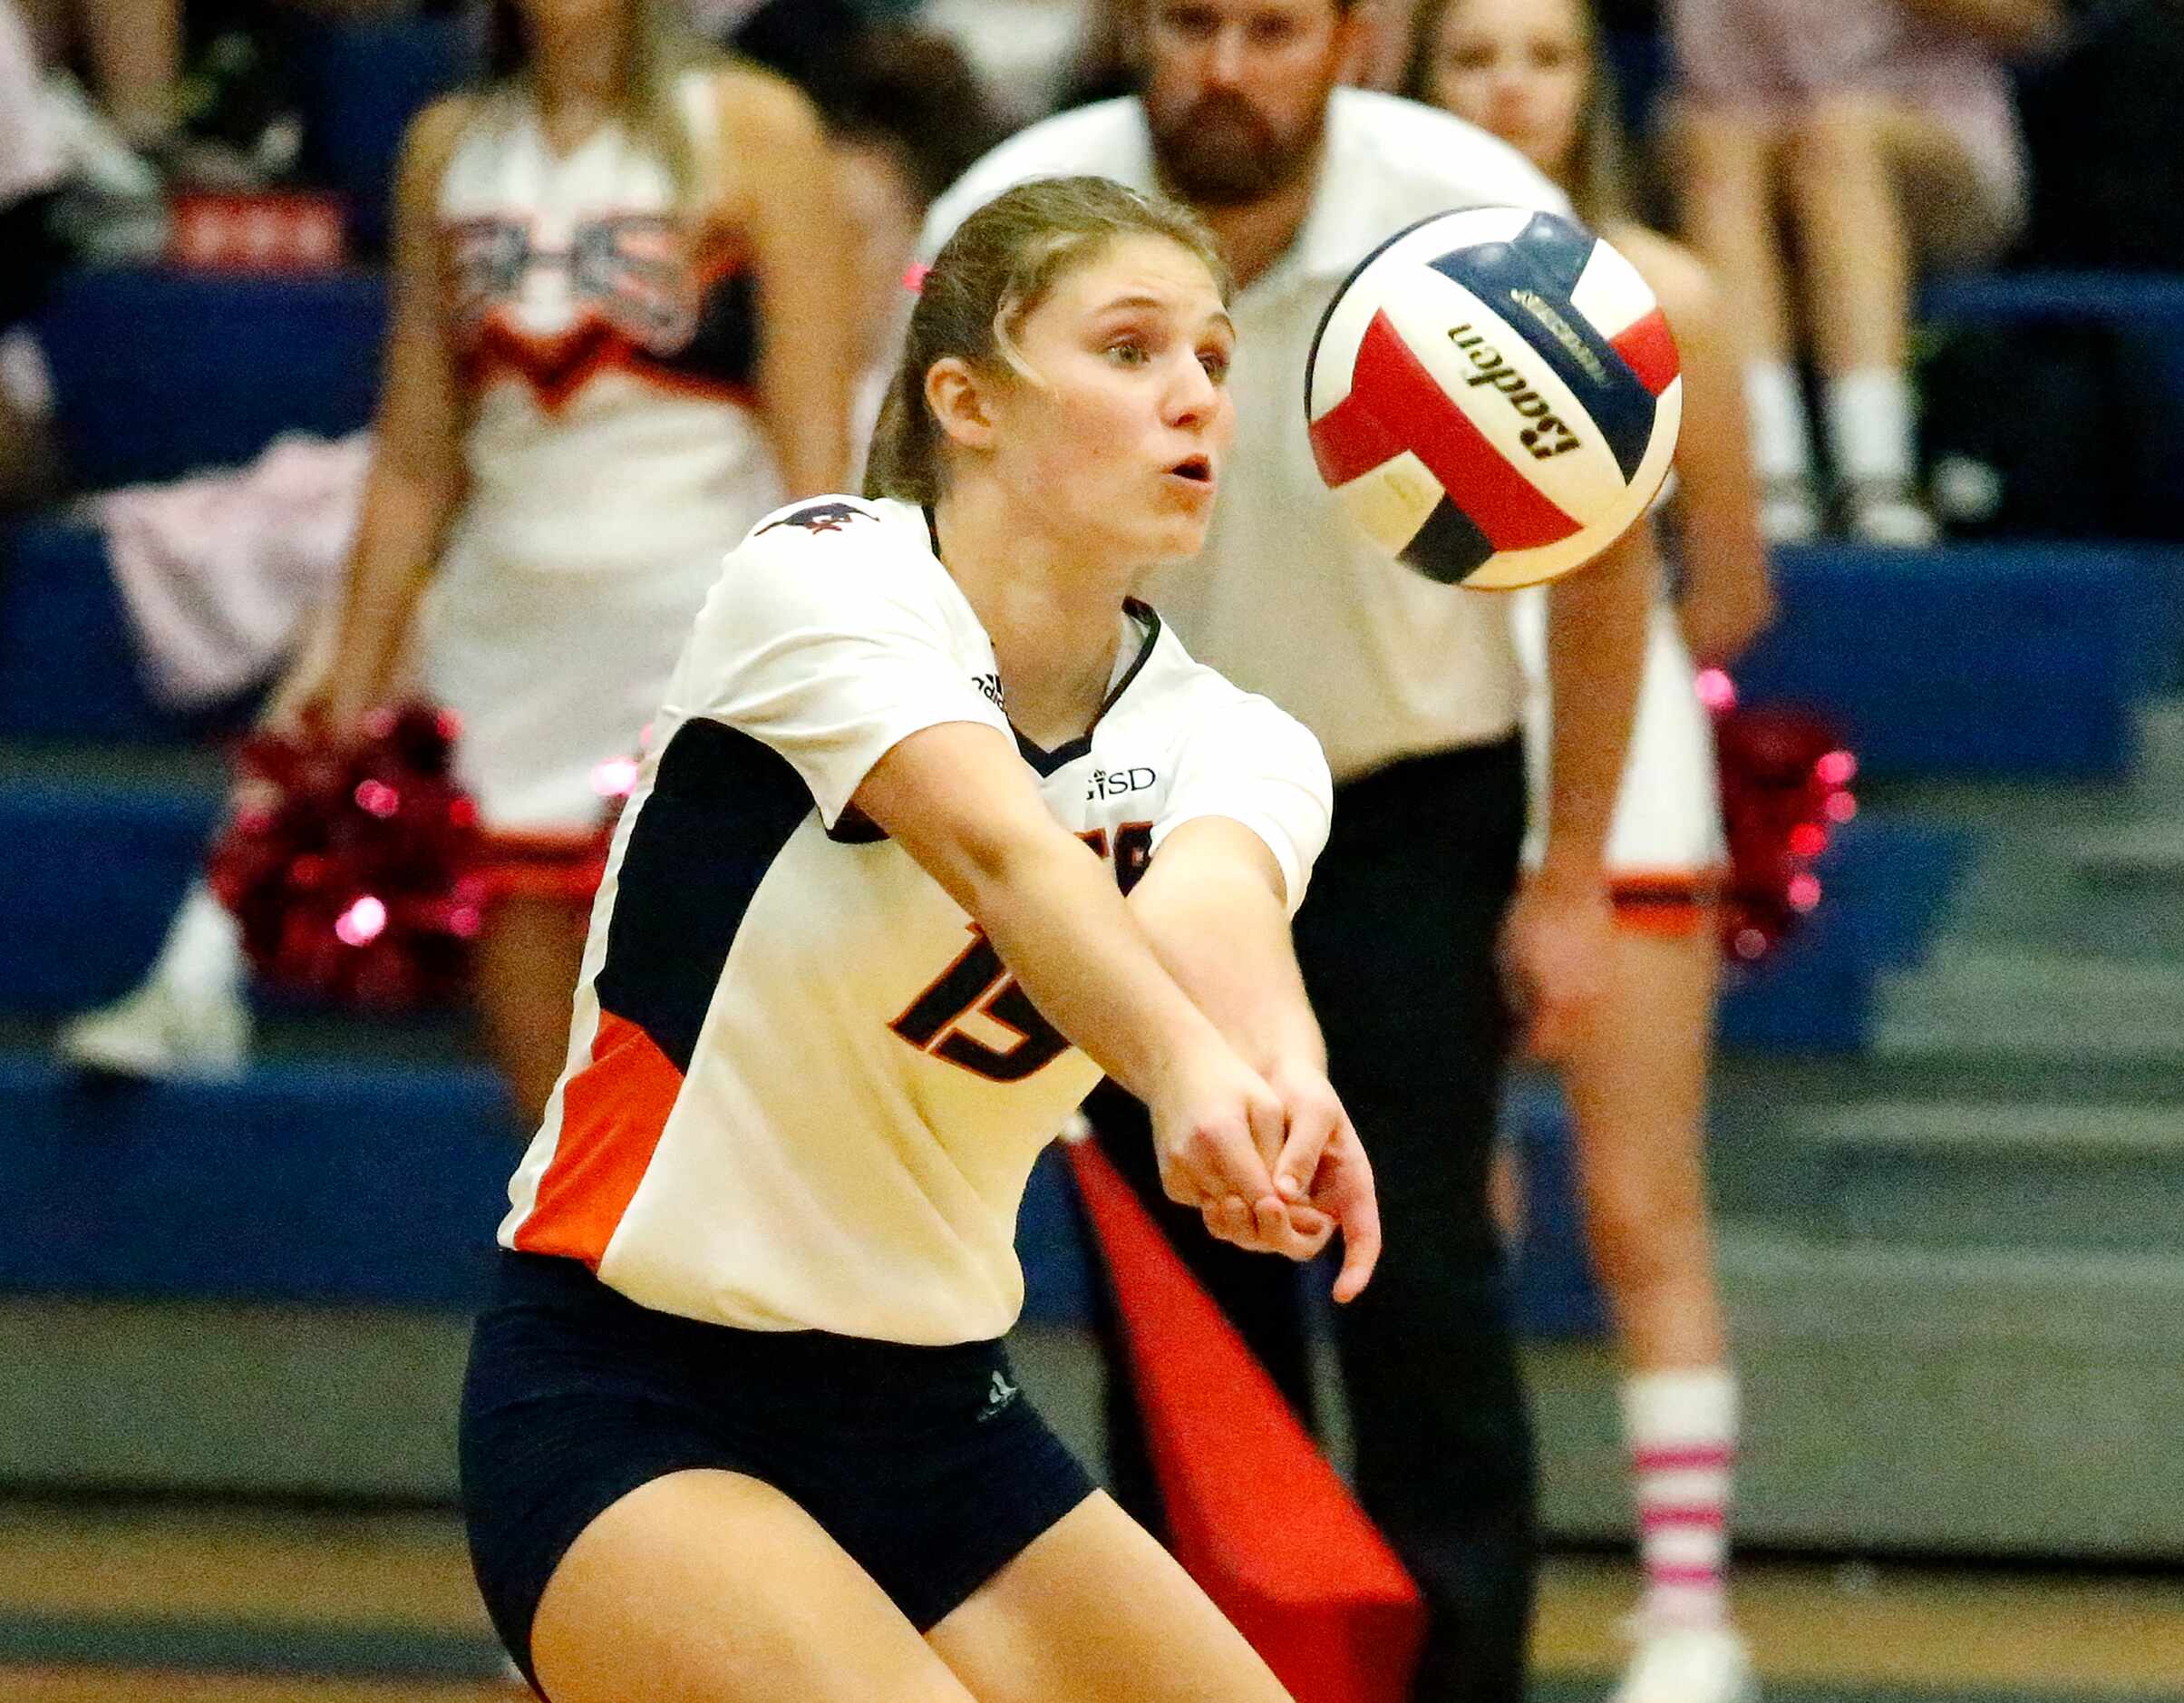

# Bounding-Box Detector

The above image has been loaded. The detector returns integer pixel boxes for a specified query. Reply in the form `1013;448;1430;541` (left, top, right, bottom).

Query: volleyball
1306;207;1682;590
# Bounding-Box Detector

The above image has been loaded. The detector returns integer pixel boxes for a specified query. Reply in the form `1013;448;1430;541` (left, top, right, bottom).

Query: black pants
1088;736;1534;1703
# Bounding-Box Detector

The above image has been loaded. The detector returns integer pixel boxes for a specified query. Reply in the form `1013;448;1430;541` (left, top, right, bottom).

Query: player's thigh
529;1467;977;1703
1561;920;1717;1216
926;1490;1293;1703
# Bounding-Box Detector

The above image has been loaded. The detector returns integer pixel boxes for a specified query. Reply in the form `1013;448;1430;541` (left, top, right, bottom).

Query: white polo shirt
921;90;1571;782
499;495;1332;1344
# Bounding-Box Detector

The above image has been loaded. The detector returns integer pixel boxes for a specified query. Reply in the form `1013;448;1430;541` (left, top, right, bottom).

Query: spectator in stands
1668;0;2060;544
0;0;66;507
58;0;859;1121
825;23;1007;439
1409;0;1771;1698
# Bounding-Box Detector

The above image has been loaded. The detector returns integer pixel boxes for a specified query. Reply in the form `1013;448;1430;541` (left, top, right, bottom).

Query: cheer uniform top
920;91;1569;783
422;73;785;834
496;495;1333;1346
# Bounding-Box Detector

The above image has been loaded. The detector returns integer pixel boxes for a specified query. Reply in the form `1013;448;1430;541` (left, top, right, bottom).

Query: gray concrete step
1873;946;2184;1062
1530;1228;2184;1560
1713;1100;2184;1255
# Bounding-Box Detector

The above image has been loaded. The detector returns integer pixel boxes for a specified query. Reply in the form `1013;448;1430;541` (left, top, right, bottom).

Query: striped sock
1626;1367;1738;1628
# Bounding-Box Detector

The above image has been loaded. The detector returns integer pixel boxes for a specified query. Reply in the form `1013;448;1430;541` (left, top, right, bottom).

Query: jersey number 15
888;823;1152;1084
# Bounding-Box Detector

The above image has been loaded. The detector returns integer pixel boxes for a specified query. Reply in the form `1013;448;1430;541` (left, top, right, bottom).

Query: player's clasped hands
1150;1049;1382;1304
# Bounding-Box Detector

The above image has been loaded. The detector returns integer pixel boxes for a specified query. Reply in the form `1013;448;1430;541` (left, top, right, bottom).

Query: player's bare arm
1508;525;1655;1057
853;721;1326;1263
313;97;471;736
1126;816;1380;1299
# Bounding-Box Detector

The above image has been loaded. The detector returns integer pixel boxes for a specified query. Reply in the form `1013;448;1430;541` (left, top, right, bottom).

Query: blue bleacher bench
35;268;388;491
0;1053;1099;1325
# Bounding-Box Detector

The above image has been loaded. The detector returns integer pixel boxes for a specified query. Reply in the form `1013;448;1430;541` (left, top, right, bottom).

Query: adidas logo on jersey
973;672;1005;709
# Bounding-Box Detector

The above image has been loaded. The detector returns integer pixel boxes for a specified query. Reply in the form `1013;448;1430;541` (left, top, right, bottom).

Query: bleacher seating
1734;540;2178;780
0;1050;1099;1323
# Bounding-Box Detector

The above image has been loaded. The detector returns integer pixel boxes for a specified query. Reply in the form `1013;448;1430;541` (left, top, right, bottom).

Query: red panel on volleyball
1067;1142;1425;1703
1608;307;1679;396
1308;309;1580;552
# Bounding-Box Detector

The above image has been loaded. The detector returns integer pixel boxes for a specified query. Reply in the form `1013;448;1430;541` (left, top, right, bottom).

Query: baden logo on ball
1306;207;1683;589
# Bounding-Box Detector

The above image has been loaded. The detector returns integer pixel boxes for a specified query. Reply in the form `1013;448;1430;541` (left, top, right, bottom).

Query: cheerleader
63;0;859;1118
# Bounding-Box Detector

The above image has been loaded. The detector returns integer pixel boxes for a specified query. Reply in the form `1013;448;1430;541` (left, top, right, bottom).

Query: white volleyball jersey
436;74;782;579
498;496;1333;1345
920;91;1570;782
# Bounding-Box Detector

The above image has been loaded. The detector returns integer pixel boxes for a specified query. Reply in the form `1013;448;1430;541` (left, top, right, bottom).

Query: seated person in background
1668;0;2060;544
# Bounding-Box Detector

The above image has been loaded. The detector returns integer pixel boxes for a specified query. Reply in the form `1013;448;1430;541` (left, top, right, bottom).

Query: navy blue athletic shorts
461;1251;1098;1693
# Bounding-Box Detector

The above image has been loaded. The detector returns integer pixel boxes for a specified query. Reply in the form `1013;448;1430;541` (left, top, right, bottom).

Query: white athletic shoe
1846;485;1939;548
1758;476;1821;545
55;975;252;1083
1609;1621;1759;1703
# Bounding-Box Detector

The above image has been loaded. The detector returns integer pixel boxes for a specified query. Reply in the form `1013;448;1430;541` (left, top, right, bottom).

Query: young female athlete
1412;1;1773;1698
460;174;1382;1703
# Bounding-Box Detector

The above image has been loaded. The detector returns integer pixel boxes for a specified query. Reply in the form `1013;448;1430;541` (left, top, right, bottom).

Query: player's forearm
1539;530;1654;882
963;832;1233;1105
1131;860;1324;1075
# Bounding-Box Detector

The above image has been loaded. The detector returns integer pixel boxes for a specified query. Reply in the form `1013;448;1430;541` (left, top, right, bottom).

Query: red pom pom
207;704;484;1010
1713;698;1856;964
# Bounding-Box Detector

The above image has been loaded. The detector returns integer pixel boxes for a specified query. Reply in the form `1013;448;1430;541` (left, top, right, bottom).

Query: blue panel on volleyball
1427;215;1658;480
0;1053;518;1308
1403;494;1497;581
0;777;220;1013
36;268;387;490
1733;542;2171;779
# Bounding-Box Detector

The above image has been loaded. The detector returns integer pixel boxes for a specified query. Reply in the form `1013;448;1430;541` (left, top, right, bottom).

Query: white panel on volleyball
1566;234;1657;341
1307;207;1535;420
1331;449;1443;557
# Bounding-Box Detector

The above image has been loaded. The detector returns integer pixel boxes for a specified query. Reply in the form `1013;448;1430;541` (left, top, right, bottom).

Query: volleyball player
461;175;1380;1703
919;5;1654;1697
